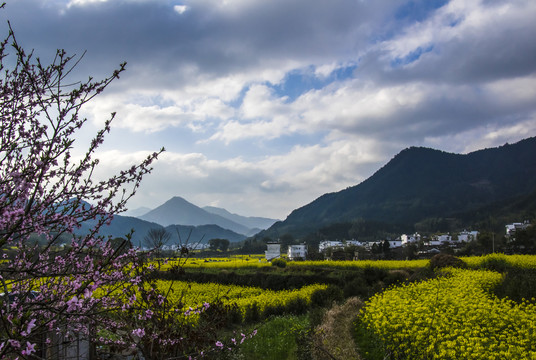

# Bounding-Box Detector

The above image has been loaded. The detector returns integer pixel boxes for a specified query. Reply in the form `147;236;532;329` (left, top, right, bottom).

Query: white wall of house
288;244;307;260
506;221;530;236
458;230;479;242
265;243;281;261
437;234;452;243
319;241;344;252
401;233;421;245
388;240;402;248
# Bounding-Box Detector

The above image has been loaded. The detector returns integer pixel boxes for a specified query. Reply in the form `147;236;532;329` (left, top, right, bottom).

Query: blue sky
3;0;536;219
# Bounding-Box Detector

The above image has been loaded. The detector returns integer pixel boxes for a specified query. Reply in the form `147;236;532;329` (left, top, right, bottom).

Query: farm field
163;253;536;270
155;280;328;322
152;253;536;359
360;267;536;359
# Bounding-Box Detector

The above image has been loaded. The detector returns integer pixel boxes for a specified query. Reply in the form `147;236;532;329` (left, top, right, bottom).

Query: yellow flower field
360;268;536;359
463;253;536;269
158;254;536;271
160;256;272;270
287;259;430;269
157;280;327;317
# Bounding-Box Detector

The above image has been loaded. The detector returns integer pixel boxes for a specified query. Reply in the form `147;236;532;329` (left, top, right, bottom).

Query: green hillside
259;137;536;239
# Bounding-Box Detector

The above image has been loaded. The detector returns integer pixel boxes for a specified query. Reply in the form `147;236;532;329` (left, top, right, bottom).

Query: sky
3;0;536;220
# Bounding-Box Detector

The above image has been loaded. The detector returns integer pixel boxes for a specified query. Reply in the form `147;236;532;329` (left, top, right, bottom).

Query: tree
279;233;295;251
144;228;172;255
109;236;133;255
219;238;230;252
0;9;165;357
382;240;391;255
208;238;230;252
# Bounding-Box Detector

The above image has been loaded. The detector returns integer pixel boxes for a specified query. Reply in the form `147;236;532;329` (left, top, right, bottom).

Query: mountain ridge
258;137;536;239
139;196;251;235
202;205;278;231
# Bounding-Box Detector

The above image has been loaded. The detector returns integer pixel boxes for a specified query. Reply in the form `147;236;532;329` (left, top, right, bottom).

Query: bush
384;269;410;287
493;268;536;303
343;277;368;298
244;302;261;323
271;258;287;268
429;253;467;270
286;297;308;315
262;304;286;318
363;266;388;285
310;285;343;307
479;253;510;273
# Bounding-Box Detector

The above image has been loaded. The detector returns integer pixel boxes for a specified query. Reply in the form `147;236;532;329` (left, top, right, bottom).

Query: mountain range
75;196;278;245
138;196;278;236
77;216;249;247
258;136;536;240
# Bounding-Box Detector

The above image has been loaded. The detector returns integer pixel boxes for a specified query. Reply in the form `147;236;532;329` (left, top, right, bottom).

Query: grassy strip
234;315;310;360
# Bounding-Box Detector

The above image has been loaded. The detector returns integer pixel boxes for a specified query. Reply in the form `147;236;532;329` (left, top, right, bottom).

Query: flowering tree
0;5;166;357
0;4;256;358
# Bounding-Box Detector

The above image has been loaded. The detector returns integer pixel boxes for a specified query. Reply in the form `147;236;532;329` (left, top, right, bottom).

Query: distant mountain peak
139;196;252;235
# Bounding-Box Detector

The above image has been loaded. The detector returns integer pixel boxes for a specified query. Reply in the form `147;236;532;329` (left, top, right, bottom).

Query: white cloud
173;5;188;14
5;0;536;219
67;0;108;8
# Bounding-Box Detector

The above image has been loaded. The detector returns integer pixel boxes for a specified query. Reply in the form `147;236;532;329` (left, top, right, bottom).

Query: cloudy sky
3;0;536;219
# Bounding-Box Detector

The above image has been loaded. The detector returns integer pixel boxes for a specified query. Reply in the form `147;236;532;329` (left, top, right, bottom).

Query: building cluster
265;242;308;261
318;230;480;253
505;220;531;237
263;220;532;261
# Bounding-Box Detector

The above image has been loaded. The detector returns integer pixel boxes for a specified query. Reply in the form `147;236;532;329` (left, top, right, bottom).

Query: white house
345;239;362;247
319;241;344;252
400;233;421;245
265;242;281;261
506;221;530;236
458;230;479;242
319;239;363;252
386;239;401;248
288;244;307;260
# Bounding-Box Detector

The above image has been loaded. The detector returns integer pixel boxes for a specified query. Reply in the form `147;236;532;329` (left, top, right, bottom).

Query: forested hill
260;136;536;239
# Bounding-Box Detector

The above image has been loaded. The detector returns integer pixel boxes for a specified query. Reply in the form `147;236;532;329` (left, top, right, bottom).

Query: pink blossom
8;339;20;349
145;309;154;319
132;328;145;338
21;342;36;356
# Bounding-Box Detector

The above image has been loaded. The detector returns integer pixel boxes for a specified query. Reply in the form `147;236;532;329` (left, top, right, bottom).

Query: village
265;221;532;261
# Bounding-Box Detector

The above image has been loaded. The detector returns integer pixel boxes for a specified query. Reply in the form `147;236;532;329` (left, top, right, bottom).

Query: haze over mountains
258;136;536;240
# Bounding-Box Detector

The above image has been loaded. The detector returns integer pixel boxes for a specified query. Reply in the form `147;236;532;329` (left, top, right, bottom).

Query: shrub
244;302;261;323
493;268;536;303
343;277;369;299
384;269;410;287
286;297;308;315
310;285;343;308
363;266;388;285
262;304;286;318
479;253;510;272
429;253;467;270
271;258;287;268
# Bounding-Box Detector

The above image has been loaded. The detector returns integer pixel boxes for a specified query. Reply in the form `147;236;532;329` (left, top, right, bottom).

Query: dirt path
312;297;364;360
